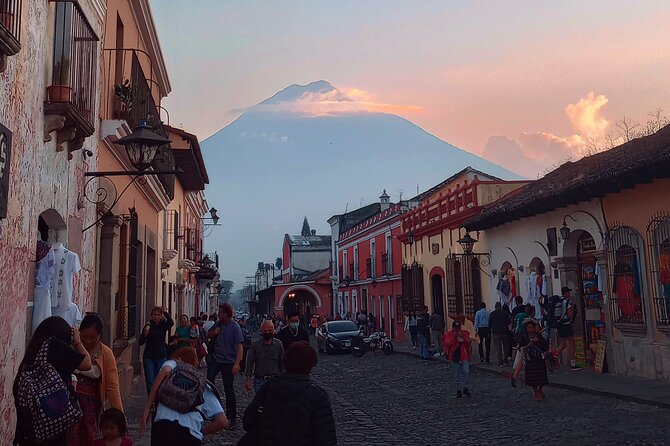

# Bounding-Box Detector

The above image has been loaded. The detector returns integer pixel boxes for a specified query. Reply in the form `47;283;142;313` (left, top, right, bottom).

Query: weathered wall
0;1;104;442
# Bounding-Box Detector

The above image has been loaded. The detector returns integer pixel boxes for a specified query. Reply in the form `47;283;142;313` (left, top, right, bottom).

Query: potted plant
47;58;72;103
114;79;133;120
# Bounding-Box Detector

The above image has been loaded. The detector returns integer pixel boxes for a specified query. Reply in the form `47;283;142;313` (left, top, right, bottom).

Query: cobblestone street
127;348;670;445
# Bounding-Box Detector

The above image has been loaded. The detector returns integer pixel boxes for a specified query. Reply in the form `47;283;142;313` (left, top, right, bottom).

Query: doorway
431;274;444;315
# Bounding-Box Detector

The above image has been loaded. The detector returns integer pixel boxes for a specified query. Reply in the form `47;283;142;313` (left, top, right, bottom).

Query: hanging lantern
115;122;171;171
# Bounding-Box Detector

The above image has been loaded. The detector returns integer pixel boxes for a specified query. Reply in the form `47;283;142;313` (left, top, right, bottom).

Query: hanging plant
114;79;133;112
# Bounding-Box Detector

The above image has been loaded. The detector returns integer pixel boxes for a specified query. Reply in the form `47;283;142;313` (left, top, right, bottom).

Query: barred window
648;216;670;326
607;226;646;325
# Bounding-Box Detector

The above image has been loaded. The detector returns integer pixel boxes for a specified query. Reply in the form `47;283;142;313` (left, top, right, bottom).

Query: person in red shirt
443;320;473;398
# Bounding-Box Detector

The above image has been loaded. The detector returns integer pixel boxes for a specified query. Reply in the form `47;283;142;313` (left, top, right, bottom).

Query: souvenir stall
577;233;606;368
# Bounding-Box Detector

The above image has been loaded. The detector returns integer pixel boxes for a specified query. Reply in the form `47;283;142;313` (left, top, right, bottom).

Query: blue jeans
452;360;470;391
143;357;165;393
207;361;237;422
254;377;269;393
418;333;431;358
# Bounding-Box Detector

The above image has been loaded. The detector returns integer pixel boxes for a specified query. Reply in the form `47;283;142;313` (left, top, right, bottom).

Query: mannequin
49;241;81;311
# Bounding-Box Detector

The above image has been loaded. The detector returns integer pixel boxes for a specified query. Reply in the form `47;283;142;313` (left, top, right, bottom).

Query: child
189;316;201;340
96;408;132;446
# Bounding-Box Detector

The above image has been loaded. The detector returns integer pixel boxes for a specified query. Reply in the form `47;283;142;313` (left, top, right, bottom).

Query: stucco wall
600;179;670;380
0;1;104;442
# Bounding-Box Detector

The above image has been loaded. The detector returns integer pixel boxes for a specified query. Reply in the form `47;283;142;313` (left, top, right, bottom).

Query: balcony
196;252;219;280
44;1;98;157
0;0;21;72
162;209;179;263
101;48;175;200
402;178;480;238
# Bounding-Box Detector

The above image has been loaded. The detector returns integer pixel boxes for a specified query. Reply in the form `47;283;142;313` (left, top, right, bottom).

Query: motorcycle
351;330;394;357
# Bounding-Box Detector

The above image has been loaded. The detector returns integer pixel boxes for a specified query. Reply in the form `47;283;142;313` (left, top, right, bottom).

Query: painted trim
277;284;323;308
338;222;401;250
429;266;445;278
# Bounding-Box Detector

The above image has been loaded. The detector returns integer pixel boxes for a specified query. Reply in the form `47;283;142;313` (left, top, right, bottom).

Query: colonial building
399;167;529;336
328;191;406;339
259;219;332;319
0;0;105;442
162;125;217;320
466;126;670;381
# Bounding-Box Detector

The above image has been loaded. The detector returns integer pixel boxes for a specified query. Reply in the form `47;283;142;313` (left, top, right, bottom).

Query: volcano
200;81;521;286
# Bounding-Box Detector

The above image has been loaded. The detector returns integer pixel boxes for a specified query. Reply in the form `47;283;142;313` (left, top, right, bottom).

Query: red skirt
68;381;101;446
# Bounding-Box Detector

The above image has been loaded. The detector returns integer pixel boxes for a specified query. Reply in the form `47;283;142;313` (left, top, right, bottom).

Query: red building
256;218;333;320
328;191;408;339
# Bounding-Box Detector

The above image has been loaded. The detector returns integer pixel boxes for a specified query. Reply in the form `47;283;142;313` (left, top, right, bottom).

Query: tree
275;257;283;271
220;280;234;295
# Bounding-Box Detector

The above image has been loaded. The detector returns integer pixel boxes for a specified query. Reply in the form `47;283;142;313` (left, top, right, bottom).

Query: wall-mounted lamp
202;207;221;226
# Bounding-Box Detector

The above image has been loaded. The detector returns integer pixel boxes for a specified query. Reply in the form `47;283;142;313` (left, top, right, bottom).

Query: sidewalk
394;341;670;409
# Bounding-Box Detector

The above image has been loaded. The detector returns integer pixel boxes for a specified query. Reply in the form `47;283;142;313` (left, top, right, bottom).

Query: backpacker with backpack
541;295;574;329
13;339;82;444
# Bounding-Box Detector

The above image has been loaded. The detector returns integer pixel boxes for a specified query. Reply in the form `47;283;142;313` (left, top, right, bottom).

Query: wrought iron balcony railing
0;0;21;72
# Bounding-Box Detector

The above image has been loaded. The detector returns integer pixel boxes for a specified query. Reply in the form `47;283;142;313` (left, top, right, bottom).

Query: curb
394;348;670;410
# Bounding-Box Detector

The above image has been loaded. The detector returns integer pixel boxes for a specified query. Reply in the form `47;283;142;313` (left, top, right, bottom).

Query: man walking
416;305;432;359
444;320;472;397
556;286;581;370
474;302;491;363
489;302;511;366
430;310;445;357
357;311;368;334
276;310;310;352
207;303;245;429
245;320;285;393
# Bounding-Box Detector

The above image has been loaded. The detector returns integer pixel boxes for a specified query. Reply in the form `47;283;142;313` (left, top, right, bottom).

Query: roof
166;125;210;191
411;166;503;202
286;234;332;247
329;203;382;234
465;124;670;231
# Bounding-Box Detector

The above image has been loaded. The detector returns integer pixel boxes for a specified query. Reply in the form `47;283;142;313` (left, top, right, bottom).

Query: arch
429;266;445;278
431;273;445;316
278;284;323;309
529;257;546;275
38;208;67;243
499;261;512;274
562;229;595;258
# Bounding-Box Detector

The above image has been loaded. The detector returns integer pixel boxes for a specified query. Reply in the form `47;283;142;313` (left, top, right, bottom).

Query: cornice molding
130;0;172;96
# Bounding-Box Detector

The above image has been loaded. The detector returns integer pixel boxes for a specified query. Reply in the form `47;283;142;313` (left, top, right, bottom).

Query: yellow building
400;167;528;334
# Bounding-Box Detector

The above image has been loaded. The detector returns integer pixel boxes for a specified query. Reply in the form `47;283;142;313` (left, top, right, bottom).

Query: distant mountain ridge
201;81;521;287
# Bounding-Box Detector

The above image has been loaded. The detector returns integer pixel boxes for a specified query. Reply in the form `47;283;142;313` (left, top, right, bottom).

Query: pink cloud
256;87;423;116
483;92;610;177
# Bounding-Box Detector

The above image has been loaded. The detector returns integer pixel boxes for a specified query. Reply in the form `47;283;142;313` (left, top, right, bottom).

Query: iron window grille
606;225;647;325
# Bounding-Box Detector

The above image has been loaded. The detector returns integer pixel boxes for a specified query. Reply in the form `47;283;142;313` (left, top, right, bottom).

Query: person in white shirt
473;302;491;363
139;347;228;445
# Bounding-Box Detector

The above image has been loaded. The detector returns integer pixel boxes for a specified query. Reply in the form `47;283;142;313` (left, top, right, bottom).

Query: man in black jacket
275;310;310;352
489;302;511;366
241;341;337;445
417;305;432;359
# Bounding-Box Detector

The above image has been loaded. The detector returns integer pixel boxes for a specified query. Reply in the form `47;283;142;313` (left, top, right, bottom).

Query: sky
150;1;670;286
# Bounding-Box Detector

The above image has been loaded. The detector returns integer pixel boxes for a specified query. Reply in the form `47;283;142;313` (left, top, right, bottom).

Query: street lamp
115;122;172;171
201;254;215;268
203;207;221;226
457;232;478;255
82;121;178;232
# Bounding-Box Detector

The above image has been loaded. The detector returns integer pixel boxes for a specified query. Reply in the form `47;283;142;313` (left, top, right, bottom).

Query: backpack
540;295;564;328
157;361;208;413
13;339;82;444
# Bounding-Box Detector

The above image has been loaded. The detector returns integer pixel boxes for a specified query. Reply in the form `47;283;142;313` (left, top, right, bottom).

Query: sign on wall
0;123;11;219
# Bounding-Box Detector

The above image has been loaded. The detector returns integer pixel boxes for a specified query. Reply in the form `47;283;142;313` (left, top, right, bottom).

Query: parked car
316;320;361;354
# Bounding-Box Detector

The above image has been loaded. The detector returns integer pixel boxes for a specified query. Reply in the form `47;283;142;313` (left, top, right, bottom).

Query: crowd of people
398;287;578;401
13;305;337;446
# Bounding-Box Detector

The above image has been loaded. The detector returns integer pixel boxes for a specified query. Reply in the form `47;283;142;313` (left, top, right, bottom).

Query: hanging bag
14;339;82;444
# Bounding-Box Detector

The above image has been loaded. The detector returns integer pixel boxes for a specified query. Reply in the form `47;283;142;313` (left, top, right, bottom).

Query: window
386;233;392;274
0;0;22;72
607;226;646;325
44;1;99;149
342;251;348;279
370;239;376;278
648;216;670;327
354;245;359;280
